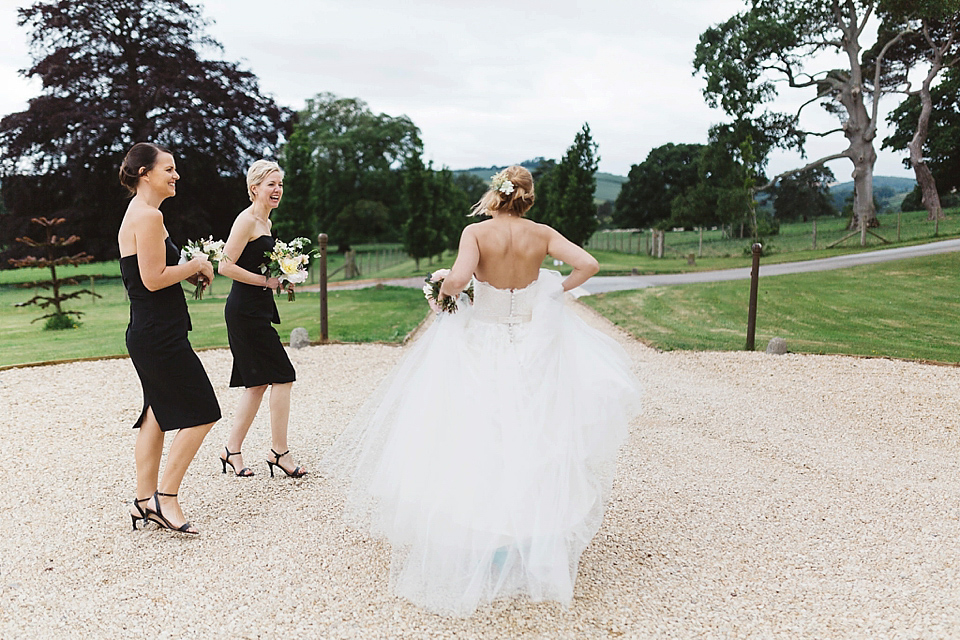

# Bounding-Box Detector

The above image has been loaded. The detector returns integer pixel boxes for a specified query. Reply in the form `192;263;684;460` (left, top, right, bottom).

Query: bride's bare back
437;164;599;299
472;216;550;290
440;213;599;297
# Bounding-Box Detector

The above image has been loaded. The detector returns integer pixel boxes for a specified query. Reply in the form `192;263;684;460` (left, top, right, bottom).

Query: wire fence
306;246;409;283
585;209;960;258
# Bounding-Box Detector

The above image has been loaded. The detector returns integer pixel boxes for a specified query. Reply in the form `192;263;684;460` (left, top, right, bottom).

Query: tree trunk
848;146;879;244
836;3;879;242
909;54;945;222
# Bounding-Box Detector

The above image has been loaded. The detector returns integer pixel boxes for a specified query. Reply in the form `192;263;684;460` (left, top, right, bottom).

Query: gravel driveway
1;303;958;638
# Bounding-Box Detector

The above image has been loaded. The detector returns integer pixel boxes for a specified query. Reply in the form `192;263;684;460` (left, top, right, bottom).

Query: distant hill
453;164;916;212
829;176;917;213
453;160;627;203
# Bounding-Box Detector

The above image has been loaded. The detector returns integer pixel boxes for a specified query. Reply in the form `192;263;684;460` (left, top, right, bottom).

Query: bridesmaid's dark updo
119;142;172;195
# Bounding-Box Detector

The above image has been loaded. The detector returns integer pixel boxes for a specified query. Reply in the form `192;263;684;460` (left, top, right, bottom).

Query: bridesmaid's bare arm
135;209;212;292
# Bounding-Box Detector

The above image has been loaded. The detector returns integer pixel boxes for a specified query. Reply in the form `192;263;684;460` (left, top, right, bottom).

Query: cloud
0;0;915;179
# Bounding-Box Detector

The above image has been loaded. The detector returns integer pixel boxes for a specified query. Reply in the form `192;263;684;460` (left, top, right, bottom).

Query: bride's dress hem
322;269;643;617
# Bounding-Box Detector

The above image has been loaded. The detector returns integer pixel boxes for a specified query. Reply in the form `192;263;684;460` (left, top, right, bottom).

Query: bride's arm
547;227;599;291
438;226;479;299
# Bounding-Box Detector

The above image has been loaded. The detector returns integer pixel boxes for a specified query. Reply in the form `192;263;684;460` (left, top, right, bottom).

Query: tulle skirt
322;270;642;616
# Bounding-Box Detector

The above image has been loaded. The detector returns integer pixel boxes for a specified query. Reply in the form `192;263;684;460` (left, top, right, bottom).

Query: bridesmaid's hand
265;275;281;290
192;256;215;284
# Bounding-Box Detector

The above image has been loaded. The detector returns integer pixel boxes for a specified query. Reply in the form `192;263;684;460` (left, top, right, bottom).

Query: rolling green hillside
829;175;917;213
454;161;915;211
453;161;626;203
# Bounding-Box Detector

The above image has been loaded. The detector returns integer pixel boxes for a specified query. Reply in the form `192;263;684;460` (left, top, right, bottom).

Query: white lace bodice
470;278;539;325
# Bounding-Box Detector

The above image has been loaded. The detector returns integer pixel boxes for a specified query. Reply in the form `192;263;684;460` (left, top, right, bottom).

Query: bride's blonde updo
469;165;535;217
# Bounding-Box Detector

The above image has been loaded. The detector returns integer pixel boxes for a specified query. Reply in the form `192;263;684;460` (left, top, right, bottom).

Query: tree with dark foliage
0;0;290;265
773;166;838;222
614;143;703;229
538;124;599;247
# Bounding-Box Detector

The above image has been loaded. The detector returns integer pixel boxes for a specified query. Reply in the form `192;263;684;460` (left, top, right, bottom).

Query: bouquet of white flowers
423;269;474;314
179;236;226;299
262;237;312;301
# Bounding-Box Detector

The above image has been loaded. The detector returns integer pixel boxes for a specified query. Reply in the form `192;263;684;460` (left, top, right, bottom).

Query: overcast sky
0;0;915;181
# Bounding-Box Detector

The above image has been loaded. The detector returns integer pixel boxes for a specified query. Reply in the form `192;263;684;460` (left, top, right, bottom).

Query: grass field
3;208;958;367
0;279;426;368
586;207;960;261
3;208;955;287
582;252;960;364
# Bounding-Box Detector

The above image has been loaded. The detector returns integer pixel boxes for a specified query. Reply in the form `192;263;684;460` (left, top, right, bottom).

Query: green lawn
0;279;427;368
582;252;960;364
5;210;959;367
586;207;960;261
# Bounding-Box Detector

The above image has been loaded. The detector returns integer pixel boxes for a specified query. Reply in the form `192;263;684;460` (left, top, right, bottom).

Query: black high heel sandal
266;449;307;478
144;491;199;535
220;446;254;477
131;497;150;531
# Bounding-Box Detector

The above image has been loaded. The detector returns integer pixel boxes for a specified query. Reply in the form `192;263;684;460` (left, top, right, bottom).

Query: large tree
400;154;441;270
886;66;960;197
671;119;775;236
875;1;959;220
540;123;599;246
0;0;290;263
613;143;703;229
772;166;838;221
276;93;422;250
694;0;915;245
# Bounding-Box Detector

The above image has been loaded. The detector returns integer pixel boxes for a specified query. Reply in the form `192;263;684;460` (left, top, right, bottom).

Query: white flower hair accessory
490;171;515;195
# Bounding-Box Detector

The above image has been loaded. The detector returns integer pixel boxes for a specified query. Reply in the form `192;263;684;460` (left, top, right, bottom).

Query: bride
323;165;642;616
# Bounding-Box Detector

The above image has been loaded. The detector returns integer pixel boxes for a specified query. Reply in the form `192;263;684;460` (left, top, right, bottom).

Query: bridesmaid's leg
155;420;215;531
268;382;302;471
134;406;164;504
222;385;268;471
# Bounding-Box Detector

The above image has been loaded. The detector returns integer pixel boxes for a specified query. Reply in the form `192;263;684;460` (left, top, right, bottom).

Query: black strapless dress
224;234;296;388
119;238;221;431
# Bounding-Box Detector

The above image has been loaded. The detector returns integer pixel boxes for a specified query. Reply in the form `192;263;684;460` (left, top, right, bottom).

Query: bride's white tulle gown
322;269;642;616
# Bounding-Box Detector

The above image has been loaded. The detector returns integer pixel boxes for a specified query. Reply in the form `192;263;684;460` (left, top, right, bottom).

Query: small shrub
44;312;79;331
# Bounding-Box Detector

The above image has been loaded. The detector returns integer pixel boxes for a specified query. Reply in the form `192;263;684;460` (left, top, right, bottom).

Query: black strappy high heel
266;449;307;478
220;446;254;477
131;497;150;531
144;491;199;535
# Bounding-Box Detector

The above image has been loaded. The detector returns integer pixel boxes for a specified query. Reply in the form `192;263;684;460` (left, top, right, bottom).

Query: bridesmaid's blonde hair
469;165;535;217
246;159;284;202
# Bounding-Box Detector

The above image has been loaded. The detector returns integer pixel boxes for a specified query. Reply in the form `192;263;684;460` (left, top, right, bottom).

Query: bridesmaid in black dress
217;160;305;479
117;142;221;534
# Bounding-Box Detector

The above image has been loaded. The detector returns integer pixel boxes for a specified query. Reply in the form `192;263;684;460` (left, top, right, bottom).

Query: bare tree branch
857;1;875;36
870;28;913;132
765;65;824;88
798;128;846;138
755;152;850;192
796;94;825;116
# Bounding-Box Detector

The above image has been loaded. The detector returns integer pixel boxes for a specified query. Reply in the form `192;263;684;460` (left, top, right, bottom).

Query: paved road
306;238;960;296
573;237;960;297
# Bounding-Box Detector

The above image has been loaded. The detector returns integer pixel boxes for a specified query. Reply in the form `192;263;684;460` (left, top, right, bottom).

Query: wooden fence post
745;243;762;351
812;219;817;250
318;233;328;343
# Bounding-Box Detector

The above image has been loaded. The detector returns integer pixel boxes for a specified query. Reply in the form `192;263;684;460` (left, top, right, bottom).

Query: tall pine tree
551;124;600;246
401;154;438;270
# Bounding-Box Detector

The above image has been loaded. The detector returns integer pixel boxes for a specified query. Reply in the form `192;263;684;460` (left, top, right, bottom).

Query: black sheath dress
120;238;221;431
224;234;296;388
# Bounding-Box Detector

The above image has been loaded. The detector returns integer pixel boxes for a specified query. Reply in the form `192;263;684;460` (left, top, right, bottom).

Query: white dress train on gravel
322;269;643;616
